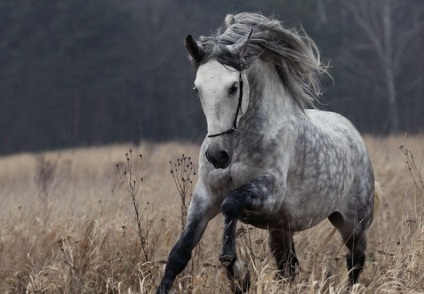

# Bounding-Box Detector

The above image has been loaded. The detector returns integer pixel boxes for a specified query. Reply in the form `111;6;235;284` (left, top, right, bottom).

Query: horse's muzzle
205;150;230;169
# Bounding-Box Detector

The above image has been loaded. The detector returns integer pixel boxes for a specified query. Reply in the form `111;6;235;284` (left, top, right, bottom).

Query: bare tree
316;0;328;26
343;0;422;132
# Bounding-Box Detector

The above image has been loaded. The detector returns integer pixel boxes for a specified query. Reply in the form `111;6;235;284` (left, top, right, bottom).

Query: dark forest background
0;0;423;155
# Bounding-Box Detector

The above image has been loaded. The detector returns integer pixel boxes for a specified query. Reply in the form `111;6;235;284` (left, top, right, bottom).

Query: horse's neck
243;61;303;134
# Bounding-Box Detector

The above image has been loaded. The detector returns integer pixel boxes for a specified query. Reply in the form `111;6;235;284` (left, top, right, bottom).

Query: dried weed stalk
116;150;149;263
34;155;57;204
57;237;84;292
400;145;424;197
170;154;196;230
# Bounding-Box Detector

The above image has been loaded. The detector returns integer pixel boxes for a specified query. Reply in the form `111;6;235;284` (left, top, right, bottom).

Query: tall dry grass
0;135;423;293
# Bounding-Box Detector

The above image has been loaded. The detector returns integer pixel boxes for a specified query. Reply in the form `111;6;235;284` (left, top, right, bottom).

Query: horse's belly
278;189;340;230
239;212;279;229
238;202;331;231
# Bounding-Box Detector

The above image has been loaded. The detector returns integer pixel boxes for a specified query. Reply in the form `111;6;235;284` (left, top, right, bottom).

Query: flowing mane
191;12;327;109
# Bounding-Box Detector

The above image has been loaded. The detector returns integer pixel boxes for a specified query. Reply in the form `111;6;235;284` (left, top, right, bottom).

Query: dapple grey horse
157;12;375;293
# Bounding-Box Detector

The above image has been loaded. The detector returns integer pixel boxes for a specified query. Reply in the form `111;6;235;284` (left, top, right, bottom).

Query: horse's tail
373;181;382;212
318;181;381;251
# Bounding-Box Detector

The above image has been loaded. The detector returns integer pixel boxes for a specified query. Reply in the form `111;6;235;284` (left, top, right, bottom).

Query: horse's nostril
219;151;229;164
205;149;230;169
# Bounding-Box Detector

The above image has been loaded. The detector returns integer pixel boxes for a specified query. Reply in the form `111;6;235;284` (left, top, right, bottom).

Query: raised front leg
157;192;219;294
220;175;279;261
220;175;280;292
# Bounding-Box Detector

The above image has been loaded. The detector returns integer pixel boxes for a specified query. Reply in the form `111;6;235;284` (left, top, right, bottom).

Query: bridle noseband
207;71;244;138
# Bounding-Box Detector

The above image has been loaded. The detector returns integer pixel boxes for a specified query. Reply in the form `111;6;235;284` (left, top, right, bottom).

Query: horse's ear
230;29;254;63
185;35;204;64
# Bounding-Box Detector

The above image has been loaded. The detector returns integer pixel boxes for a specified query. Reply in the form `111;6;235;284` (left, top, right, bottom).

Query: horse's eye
229;83;238;96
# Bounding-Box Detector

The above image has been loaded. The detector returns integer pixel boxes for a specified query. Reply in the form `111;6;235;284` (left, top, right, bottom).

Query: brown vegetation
0;135;423;293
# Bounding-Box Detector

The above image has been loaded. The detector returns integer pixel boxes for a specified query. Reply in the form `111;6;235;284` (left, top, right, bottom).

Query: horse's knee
221;194;244;218
220;197;233;215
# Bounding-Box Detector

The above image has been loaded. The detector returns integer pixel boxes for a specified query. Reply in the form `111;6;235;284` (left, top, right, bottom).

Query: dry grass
0;135;423;293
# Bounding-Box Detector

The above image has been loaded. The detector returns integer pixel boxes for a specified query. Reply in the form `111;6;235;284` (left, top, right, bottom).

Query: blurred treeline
0;0;423;155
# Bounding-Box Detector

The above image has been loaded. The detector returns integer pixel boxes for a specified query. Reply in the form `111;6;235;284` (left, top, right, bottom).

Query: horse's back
306;109;361;140
305;109;369;159
305;109;373;175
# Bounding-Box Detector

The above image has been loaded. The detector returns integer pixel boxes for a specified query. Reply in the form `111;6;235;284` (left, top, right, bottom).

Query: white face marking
194;60;249;136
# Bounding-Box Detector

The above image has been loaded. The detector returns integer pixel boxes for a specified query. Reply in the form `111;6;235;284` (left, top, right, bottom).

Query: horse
157;12;375;293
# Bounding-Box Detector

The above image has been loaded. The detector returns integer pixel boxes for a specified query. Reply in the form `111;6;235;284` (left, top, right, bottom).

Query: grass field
0;135;423;293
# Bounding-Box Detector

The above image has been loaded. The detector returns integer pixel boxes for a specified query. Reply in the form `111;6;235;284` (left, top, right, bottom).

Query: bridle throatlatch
207;72;244;138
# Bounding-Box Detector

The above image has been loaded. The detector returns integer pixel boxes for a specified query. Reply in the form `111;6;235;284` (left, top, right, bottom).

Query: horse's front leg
268;228;298;279
157;190;219;294
220;175;280;292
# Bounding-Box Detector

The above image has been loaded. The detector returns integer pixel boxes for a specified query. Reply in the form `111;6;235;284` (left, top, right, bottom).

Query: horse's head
185;34;252;169
194;60;249;169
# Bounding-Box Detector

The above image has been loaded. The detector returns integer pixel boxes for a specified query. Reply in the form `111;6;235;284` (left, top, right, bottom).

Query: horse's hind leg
328;211;370;285
268;228;298;280
345;233;367;285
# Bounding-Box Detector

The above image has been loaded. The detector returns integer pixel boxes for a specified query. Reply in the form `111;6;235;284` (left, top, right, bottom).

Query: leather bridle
207;71;244;138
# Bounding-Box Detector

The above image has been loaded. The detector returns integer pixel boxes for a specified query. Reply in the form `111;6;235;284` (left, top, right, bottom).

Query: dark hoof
219;242;236;265
219;254;235;266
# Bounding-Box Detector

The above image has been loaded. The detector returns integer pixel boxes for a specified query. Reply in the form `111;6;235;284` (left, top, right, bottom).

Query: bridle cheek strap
207;72;244;138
